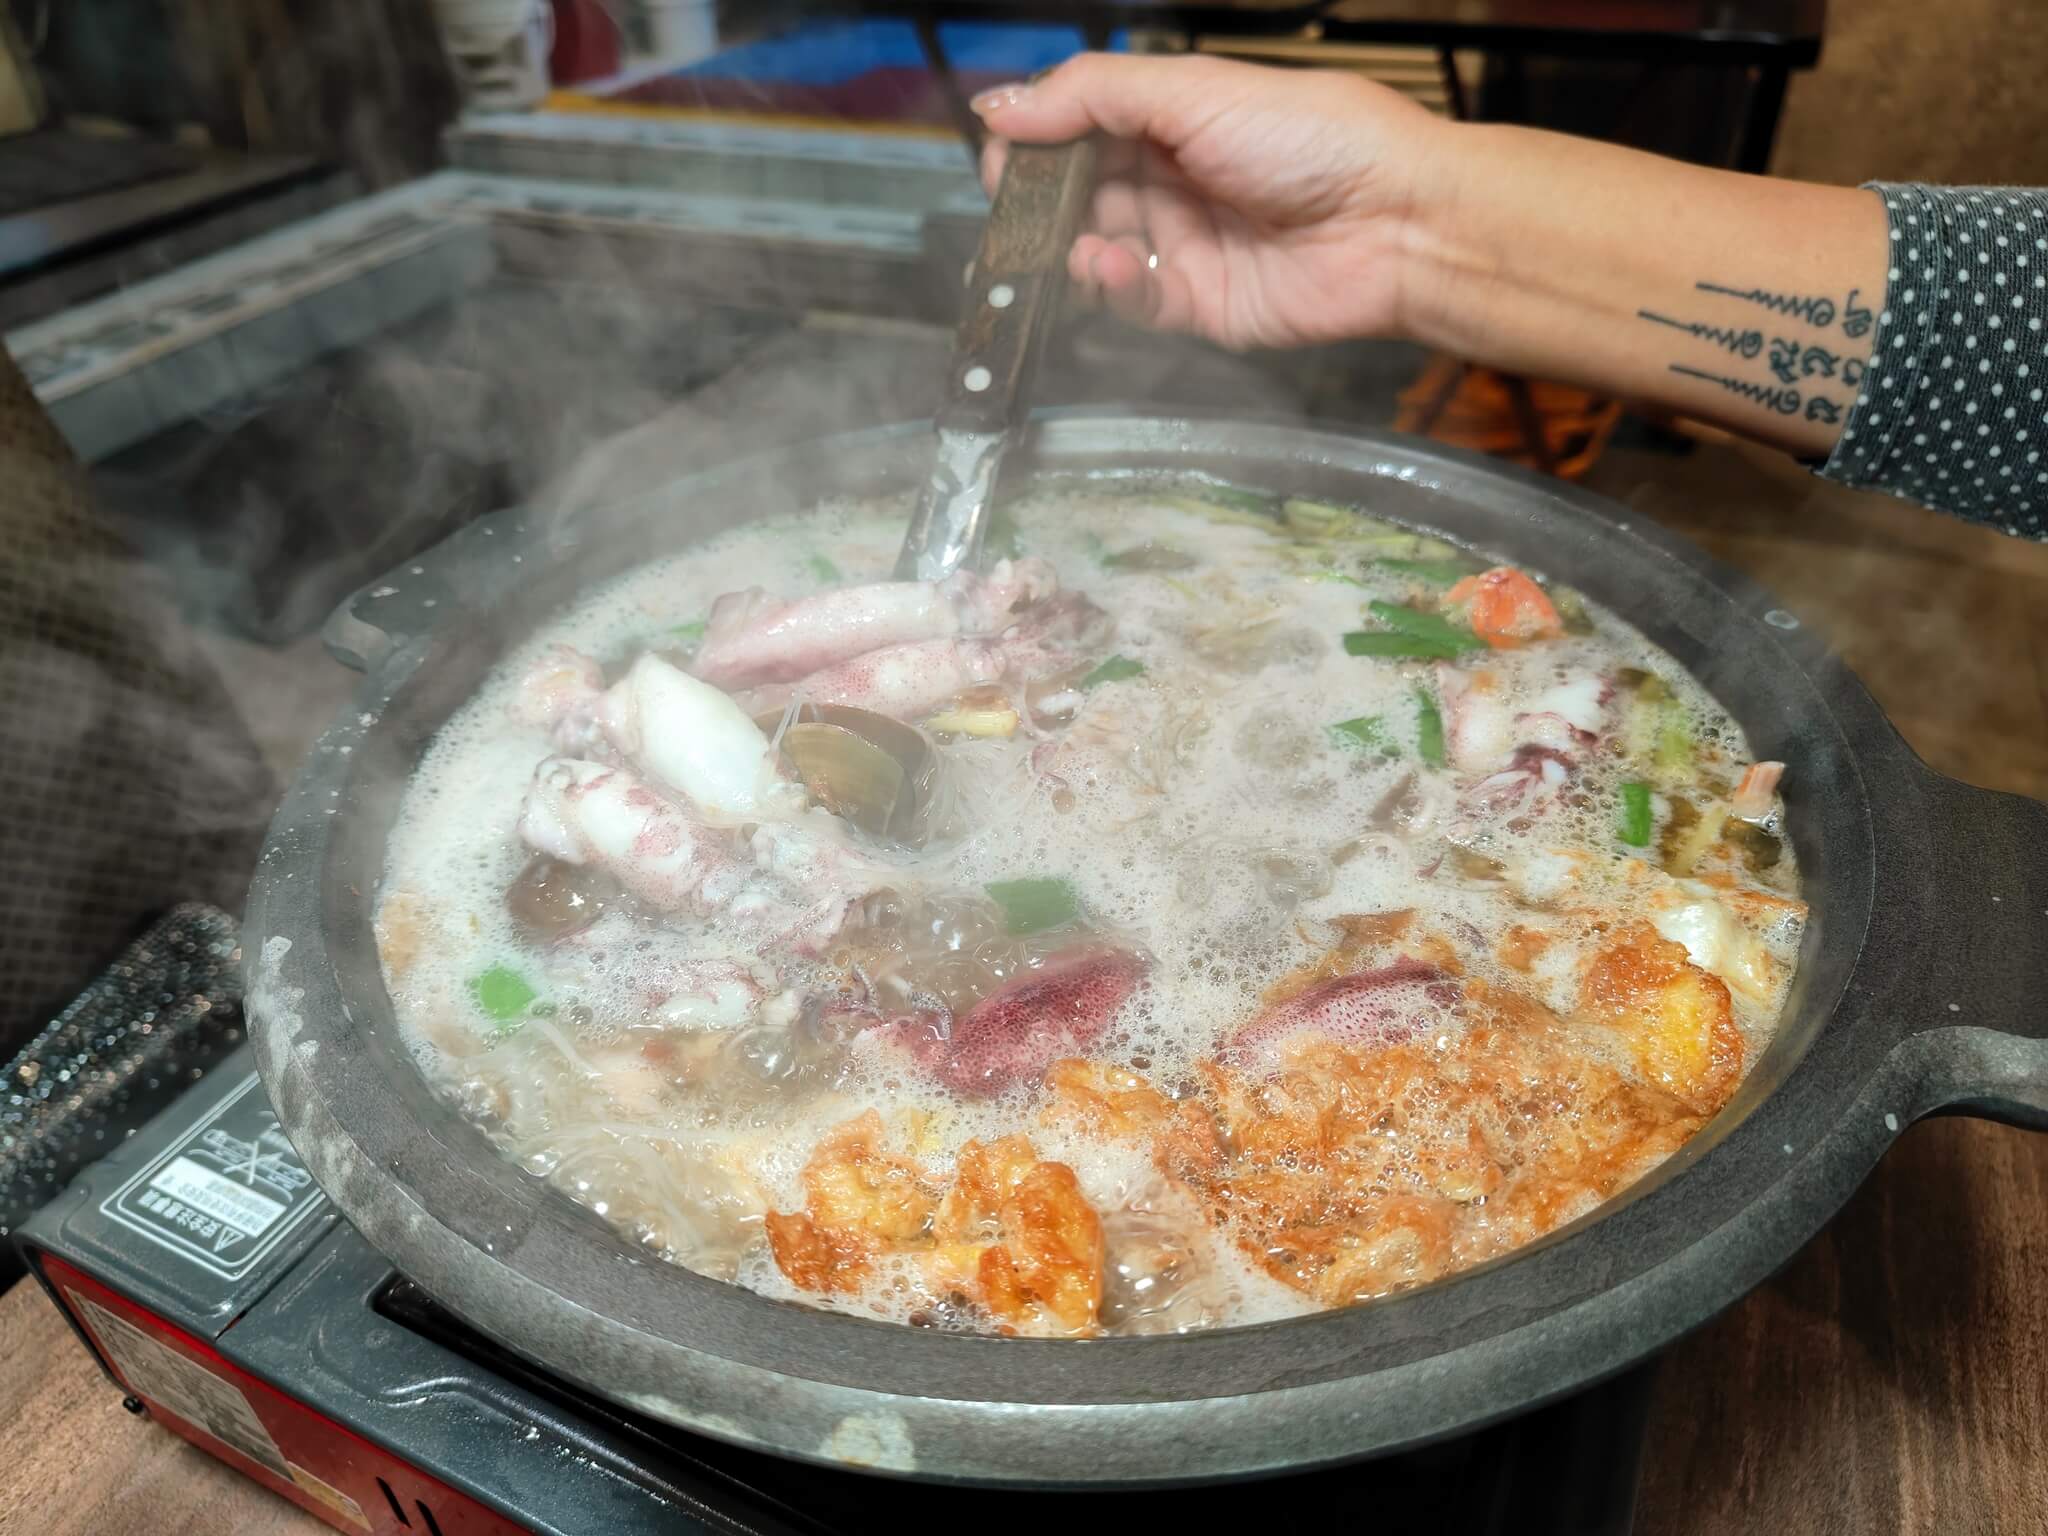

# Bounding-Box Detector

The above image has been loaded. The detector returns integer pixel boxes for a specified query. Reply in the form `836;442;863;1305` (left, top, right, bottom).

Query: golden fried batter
932;1137;1103;1336
764;1111;938;1293
1580;923;1743;1111
1106;975;1722;1308
1265;910;1417;1006
767;1116;1105;1335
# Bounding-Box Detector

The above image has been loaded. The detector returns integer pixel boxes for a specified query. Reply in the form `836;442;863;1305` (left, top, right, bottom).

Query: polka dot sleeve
1817;184;2048;539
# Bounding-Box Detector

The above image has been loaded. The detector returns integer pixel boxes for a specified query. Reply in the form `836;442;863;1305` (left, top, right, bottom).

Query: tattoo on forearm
1637;309;1763;358
1670;364;1802;415
1695;282;1837;328
1641;278;1876;428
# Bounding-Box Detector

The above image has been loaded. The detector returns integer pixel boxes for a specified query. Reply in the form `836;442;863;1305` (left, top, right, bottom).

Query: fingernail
971;81;1031;114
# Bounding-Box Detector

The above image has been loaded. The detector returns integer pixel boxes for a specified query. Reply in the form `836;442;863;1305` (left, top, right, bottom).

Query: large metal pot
246;412;2048;1485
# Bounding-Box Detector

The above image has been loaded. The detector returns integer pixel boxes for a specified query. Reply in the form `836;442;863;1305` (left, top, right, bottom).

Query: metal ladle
894;138;1098;581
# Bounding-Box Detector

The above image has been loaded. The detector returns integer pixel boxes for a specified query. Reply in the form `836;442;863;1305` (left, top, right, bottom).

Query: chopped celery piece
1155;493;1279;530
1551;585;1598;635
985;878;1079;935
1621;672;1693;780
1618;782;1654;847
1374;557;1472;584
1414;688;1446;766
1369;532;1468;560
667;619;706;645
1284;498;1399;538
1197;483;1276;515
1282;497;1380;539
473;966;537;1025
805;554;841;583
1080;655;1145;688
1654;713;1695;772
1330;715;1393;754
1278;499;1464;559
1619;667;1671;701
1103;541;1198;571
985;502;1023;559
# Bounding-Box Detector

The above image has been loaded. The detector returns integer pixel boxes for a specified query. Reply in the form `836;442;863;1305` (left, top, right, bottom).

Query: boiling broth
378;482;1802;1336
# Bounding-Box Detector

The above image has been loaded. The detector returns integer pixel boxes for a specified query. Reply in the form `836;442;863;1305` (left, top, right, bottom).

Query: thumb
971;52;1236;148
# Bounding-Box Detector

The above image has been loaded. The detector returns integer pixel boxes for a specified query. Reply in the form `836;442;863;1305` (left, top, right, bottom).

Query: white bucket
434;0;555;110
635;0;717;64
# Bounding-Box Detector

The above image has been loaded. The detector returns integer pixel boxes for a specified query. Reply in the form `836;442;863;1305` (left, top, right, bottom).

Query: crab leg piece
748;636;1010;721
519;758;867;951
519;758;752;916
1731;761;1786;822
749;594;1102;722
692;558;1060;690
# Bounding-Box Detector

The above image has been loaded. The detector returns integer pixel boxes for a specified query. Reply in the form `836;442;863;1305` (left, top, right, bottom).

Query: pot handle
1906;773;2048;1129
321;505;531;672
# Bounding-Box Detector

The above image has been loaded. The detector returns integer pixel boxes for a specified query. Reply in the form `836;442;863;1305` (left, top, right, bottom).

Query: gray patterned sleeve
1817;184;2048;539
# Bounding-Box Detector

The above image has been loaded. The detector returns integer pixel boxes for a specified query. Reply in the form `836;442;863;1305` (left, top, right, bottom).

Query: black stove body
18;1048;1655;1535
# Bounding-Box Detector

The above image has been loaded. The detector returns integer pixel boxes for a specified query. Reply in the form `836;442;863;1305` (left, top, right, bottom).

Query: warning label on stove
149;1156;288;1241
67;1289;292;1481
100;1072;325;1279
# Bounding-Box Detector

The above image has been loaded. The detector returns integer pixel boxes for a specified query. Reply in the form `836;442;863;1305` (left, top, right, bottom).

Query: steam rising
0;86;1413;1058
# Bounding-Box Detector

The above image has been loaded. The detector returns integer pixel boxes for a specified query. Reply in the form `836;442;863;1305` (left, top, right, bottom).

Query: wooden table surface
3;435;2044;1535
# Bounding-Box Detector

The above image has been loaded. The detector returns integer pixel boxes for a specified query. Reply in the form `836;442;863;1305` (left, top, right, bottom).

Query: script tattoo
1765;338;1844;385
1695;281;1837;329
1767;335;1799;384
1841;287;1874;339
1670;364;1801;415
1842;357;1867;388
1804;397;1842;424
1637;308;1763;358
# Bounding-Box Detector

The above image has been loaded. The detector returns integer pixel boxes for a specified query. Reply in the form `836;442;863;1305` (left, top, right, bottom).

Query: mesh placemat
0;343;274;1054
1;902;244;1282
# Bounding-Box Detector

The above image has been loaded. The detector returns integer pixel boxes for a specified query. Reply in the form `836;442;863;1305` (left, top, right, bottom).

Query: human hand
972;52;1449;351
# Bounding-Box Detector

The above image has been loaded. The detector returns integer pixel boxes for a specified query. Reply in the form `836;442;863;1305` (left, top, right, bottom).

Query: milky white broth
376;480;1803;1337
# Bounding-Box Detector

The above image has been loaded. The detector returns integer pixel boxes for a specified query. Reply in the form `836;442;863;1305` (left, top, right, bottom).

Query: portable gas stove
18;1045;1657;1535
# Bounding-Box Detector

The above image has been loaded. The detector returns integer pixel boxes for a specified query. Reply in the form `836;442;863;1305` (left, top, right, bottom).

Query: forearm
1399;123;1889;456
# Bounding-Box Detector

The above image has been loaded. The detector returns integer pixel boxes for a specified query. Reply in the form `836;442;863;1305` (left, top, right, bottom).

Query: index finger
970;52;1244;149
